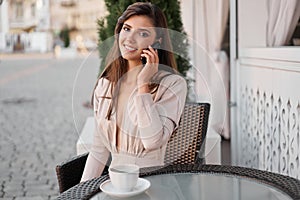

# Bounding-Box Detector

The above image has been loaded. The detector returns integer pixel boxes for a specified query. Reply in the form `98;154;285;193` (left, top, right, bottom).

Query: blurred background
0;0;106;199
0;0;107;56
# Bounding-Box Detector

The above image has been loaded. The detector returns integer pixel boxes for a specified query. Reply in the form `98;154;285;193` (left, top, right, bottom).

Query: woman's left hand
137;45;159;92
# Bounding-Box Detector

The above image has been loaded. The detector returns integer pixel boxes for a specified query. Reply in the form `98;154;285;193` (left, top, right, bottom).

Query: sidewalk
0;55;99;199
0;49;99;60
0;52;54;60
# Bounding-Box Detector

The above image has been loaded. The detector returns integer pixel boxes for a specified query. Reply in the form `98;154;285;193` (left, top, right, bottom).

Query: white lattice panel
238;52;300;179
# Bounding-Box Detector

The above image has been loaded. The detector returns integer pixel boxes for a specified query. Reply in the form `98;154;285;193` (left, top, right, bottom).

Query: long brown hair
92;2;178;119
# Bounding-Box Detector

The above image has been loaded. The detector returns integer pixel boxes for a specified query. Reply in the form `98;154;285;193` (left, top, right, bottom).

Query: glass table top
91;173;292;200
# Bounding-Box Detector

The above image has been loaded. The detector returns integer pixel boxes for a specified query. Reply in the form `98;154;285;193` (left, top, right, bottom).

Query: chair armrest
56;153;89;193
56;153;110;193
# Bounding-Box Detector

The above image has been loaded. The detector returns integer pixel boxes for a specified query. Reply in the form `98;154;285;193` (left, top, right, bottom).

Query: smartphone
141;41;161;65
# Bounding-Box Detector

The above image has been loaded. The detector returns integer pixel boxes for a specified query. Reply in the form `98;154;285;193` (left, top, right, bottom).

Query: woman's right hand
137;45;159;93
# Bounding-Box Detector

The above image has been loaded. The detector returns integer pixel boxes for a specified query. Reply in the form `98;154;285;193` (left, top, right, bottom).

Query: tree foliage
59;26;70;48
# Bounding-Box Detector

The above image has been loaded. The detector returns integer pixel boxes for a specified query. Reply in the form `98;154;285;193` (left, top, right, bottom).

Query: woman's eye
123;27;130;32
140;32;149;37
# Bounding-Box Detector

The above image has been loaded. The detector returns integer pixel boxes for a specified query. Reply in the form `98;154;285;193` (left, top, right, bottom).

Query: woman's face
118;15;157;65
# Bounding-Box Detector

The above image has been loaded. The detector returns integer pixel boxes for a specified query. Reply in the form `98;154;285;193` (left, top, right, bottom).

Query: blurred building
0;0;107;53
50;0;107;51
0;0;51;53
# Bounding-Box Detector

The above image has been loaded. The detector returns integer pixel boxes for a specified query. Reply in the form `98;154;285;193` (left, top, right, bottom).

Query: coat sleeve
81;79;110;182
134;75;187;150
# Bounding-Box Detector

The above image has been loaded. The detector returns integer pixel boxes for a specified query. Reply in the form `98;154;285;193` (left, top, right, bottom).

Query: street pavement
0;52;100;199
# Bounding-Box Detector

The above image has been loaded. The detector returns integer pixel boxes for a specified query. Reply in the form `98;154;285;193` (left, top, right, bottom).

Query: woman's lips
124;44;137;52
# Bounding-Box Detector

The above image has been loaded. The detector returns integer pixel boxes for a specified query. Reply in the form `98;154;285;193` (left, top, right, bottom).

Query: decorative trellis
240;86;300;179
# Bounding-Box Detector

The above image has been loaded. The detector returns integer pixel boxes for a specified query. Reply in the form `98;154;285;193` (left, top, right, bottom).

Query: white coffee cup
109;164;139;192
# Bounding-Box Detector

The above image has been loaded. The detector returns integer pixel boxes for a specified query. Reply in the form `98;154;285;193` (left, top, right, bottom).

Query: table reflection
91;173;292;200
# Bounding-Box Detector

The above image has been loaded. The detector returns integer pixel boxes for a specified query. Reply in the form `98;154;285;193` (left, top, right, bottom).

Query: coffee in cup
109;164;139;192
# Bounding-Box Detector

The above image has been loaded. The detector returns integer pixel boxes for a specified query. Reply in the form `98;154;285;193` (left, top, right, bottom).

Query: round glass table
57;164;300;200
90;173;292;200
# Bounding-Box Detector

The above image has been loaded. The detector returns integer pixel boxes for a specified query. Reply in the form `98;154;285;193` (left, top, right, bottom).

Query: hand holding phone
138;42;161;92
141;41;161;65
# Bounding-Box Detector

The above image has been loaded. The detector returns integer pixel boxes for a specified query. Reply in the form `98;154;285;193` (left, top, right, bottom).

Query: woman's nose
126;31;137;42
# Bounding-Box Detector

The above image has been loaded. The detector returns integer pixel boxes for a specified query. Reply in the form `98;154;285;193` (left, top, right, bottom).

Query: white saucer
100;178;151;198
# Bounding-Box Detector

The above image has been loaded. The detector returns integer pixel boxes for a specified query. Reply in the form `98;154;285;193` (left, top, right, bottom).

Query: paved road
0;52;100;199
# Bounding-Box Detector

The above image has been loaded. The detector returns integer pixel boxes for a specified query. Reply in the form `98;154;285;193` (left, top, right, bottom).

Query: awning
9;25;36;33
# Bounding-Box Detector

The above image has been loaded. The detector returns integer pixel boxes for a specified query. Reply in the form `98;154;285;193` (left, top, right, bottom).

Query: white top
81;71;187;181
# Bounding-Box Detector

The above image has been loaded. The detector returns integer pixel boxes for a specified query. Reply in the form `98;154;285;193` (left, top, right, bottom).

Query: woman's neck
122;65;142;84
127;60;142;70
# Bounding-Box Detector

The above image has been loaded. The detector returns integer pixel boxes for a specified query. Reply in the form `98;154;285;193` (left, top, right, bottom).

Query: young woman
81;2;187;182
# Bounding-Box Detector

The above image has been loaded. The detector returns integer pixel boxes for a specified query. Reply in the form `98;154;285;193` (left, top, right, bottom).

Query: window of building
15;2;23;19
31;3;36;17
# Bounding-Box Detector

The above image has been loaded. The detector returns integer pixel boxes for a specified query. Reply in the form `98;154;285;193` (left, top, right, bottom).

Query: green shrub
59;26;70;48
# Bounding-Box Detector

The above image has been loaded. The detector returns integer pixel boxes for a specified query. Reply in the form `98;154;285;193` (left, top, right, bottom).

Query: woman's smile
123;44;138;52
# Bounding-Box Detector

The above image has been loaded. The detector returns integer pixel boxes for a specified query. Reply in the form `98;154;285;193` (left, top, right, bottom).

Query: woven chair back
164;103;210;165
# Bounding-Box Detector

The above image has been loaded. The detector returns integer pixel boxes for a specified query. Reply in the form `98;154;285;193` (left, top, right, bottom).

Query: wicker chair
55;102;210;193
164;102;209;165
